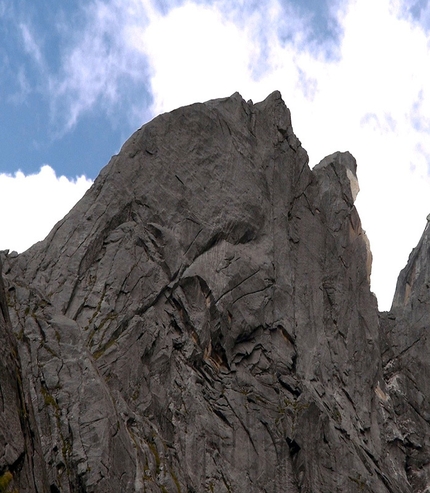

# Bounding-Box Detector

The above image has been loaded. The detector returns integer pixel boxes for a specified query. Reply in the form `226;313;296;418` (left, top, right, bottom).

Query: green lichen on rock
0;471;13;493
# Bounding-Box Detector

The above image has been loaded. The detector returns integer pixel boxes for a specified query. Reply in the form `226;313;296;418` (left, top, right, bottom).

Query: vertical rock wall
0;91;429;492
0;258;49;492
380;221;430;492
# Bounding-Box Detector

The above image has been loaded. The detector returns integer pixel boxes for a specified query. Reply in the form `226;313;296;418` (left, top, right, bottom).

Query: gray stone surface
0;258;49;492
0;91;429;492
379;220;430;492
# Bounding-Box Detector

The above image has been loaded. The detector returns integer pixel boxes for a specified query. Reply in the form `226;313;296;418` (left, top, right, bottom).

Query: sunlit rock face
1;92;429;492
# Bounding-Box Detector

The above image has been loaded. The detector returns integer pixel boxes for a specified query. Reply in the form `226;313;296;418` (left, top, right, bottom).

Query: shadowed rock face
0;91;429;492
0;259;49;492
379;222;430;493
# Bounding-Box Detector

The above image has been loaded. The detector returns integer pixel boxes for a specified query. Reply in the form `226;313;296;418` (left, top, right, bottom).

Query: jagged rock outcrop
379;221;430;492
0;91;429;492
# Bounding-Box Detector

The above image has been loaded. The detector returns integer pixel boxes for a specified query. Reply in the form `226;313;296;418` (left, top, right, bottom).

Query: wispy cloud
7;66;31;104
8;0;342;132
48;0;154;133
399;0;430;28
19;22;44;66
40;0;343;132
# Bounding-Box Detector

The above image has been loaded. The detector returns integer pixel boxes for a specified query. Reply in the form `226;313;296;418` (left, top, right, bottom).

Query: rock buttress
379;220;430;492
2;91;415;492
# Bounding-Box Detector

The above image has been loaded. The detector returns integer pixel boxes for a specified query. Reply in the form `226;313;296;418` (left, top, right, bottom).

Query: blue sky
0;0;151;176
1;0;430;310
0;0;344;178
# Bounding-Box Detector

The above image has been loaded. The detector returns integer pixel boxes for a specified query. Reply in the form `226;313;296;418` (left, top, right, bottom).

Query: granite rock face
379;221;430;492
0;91;429;492
0;259;49;492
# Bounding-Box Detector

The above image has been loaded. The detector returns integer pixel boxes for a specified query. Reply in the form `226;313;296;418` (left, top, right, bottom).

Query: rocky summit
0;91;429;492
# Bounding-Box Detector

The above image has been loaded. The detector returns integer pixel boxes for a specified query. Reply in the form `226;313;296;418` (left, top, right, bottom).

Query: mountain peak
1;92;429;492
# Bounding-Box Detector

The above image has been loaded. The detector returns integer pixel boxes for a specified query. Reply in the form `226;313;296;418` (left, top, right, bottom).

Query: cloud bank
0;167;92;253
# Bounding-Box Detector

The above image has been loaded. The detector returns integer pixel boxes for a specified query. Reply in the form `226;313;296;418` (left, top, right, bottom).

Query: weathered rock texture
379;220;430;492
0;259;49;492
0;91;429;492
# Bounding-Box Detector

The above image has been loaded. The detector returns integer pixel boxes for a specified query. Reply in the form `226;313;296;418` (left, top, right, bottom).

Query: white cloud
135;2;260;114
0;166;92;253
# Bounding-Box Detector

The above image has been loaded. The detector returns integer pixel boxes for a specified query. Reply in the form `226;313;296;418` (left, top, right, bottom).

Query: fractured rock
0;91;429;492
